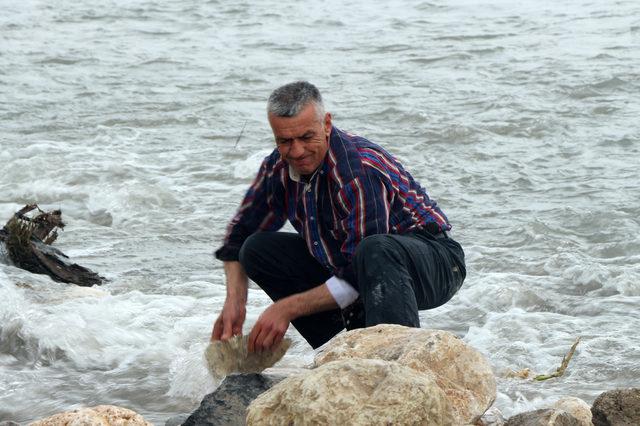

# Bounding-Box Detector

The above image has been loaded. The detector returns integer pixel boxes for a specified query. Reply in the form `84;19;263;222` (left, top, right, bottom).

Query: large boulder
505;409;582;426
246;359;453;426
591;388;640;426
314;324;496;424
29;405;151;426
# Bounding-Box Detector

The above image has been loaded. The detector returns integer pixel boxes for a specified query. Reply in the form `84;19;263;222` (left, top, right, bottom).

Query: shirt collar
289;164;322;184
288;165;302;183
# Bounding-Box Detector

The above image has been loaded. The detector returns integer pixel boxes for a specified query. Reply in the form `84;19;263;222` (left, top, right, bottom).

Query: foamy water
1;0;639;423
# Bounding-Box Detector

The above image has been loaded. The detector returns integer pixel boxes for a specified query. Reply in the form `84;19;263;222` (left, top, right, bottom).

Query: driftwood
534;337;581;381
0;204;104;286
505;337;581;382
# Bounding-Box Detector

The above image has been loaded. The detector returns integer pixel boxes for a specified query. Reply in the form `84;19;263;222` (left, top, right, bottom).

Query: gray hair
267;81;325;119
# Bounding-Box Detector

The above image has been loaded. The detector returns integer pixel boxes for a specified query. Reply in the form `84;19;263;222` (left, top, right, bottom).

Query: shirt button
313;241;319;246
310;216;315;221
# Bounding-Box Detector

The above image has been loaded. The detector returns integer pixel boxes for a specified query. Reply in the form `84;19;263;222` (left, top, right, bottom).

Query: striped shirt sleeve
214;155;287;261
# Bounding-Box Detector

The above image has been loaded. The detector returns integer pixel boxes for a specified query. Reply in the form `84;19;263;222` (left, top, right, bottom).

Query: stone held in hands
205;335;291;379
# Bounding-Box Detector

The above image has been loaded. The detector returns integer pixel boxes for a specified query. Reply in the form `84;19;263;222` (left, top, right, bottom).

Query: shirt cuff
326;276;359;309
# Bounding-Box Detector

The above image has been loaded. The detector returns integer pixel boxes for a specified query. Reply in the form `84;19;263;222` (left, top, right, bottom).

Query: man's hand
211;297;246;341
211;261;249;341
248;283;341;352
248;300;292;353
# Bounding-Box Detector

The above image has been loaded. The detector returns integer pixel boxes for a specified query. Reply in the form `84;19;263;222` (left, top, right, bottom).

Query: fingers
248;323;261;353
232;322;243;337
259;329;282;353
248;323;285;353
211;316;223;341
221;316;234;341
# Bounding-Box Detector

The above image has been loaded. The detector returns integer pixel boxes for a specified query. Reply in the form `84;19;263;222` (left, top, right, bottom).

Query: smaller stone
477;406;505;426
205;336;291;379
29;405;151;426
591;388;640;426
505;408;582;426
552;397;592;426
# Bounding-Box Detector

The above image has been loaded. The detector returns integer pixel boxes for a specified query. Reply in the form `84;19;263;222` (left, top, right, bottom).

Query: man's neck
289;165;321;184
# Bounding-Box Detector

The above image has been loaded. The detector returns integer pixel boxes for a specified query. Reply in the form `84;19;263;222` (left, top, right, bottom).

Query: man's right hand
211;297;246;341
211;260;249;341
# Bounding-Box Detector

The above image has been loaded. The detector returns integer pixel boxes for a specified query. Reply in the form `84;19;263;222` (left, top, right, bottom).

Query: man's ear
324;112;332;136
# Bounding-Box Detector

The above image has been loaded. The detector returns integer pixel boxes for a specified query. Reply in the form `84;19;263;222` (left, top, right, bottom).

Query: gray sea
1;0;639;423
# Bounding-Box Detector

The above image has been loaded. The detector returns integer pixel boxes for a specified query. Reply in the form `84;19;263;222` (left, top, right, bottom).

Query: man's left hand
248;300;293;353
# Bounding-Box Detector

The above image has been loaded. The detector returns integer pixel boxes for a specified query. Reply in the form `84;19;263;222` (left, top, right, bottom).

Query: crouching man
211;81;465;352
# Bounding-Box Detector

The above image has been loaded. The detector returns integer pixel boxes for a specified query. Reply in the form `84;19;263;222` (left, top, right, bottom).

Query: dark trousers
238;231;466;349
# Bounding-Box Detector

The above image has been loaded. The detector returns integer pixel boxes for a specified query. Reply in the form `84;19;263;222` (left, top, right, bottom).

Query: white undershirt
326;276;360;309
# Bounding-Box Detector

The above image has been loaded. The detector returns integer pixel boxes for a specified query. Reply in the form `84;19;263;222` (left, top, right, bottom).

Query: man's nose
288;139;305;158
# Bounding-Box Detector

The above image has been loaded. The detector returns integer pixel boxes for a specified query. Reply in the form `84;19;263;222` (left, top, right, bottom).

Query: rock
591;388;640;426
477;406;506;426
182;372;291;426
505;408;583;426
247;358;453;426
0;421;21;426
314;324;496;424
29;405;151;426
553;397;592;426
205;335;291;379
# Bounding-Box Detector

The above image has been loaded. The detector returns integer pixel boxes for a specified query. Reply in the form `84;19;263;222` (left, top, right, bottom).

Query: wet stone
182;373;289;426
591;388;640;426
505;408;582;426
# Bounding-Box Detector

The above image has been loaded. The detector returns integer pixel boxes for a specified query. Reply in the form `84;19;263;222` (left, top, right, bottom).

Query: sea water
1;0;639;423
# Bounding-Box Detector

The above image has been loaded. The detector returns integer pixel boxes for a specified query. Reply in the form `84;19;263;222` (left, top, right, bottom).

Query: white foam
233;149;274;180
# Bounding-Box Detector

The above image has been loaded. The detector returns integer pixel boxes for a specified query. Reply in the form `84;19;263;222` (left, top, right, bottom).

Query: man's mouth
292;157;310;166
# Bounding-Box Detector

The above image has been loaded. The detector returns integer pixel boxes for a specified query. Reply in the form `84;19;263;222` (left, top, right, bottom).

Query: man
212;81;465;353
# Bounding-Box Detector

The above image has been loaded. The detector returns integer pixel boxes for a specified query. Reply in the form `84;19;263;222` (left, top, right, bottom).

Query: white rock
246;359;454;426
29;405;152;426
314;324;496;425
553;397;593;426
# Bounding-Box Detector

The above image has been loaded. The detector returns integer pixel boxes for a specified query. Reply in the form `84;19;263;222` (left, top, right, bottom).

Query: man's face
269;103;332;176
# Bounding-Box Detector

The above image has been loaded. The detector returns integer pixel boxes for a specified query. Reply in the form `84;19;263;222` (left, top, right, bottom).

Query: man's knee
354;234;401;267
238;233;271;277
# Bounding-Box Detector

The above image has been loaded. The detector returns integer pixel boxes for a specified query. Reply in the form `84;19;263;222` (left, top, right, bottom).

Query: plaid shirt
215;126;451;283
